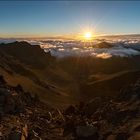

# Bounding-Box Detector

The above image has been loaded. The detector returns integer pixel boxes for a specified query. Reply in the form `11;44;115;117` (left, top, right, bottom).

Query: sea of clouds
1;37;140;59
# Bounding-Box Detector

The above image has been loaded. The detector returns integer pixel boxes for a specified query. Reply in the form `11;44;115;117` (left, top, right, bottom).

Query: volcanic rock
76;125;99;140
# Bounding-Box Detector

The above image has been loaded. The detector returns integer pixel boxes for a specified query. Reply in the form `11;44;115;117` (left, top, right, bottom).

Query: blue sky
0;1;140;38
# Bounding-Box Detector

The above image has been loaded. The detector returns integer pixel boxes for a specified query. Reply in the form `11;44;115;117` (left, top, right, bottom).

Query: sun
84;32;92;40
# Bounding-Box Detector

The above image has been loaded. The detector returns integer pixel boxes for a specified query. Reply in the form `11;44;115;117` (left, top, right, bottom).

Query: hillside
0;42;80;108
80;70;140;100
1;41;140;107
1;71;140;139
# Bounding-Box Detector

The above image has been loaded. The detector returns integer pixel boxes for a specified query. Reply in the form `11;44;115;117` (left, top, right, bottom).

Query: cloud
93;53;112;59
0;38;16;44
48;46;140;58
1;38;140;59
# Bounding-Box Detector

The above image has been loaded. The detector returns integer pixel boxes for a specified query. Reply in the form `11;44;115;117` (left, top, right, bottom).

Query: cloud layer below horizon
0;38;140;59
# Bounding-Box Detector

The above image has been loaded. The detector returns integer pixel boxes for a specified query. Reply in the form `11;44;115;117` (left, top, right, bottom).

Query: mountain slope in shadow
0;41;80;108
1;41;140;108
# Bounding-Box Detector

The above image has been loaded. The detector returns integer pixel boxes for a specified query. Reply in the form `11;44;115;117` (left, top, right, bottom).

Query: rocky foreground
0;75;140;140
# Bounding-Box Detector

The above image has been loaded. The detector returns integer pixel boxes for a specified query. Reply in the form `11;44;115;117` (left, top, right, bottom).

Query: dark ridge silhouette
94;41;114;48
0;41;55;68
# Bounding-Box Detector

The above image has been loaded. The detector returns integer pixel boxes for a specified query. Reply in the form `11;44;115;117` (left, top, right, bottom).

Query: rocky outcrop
1;74;140;139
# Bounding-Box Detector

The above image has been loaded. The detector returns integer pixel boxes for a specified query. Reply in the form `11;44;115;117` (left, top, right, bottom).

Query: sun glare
84;32;92;40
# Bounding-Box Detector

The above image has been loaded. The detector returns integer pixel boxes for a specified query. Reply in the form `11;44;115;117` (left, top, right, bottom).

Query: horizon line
0;33;140;40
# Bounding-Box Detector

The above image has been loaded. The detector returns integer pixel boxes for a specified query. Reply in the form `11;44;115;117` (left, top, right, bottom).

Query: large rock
4;94;16;113
85;97;102;116
0;76;6;85
0;88;10;113
8;131;22;140
76;125;99;140
106;135;116;140
128;132;140;140
0;87;25;114
115;132;129;140
0;88;10;96
8;125;28;140
64;105;77;115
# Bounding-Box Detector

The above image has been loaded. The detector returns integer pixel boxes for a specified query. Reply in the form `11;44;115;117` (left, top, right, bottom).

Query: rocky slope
1;74;140;140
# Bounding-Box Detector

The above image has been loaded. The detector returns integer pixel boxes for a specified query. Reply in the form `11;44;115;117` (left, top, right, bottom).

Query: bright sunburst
84;32;92;40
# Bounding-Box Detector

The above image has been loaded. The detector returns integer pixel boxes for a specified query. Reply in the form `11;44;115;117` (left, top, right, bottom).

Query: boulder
115;132;129;140
0;88;11;113
15;84;23;92
64;105;76;115
0;76;6;85
133;124;140;132
76;125;99;140
128;132;140;140
0;88;10;96
0;87;25;114
8;131;22;140
85;97;102;116
106;135;116;140
4;94;16;113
